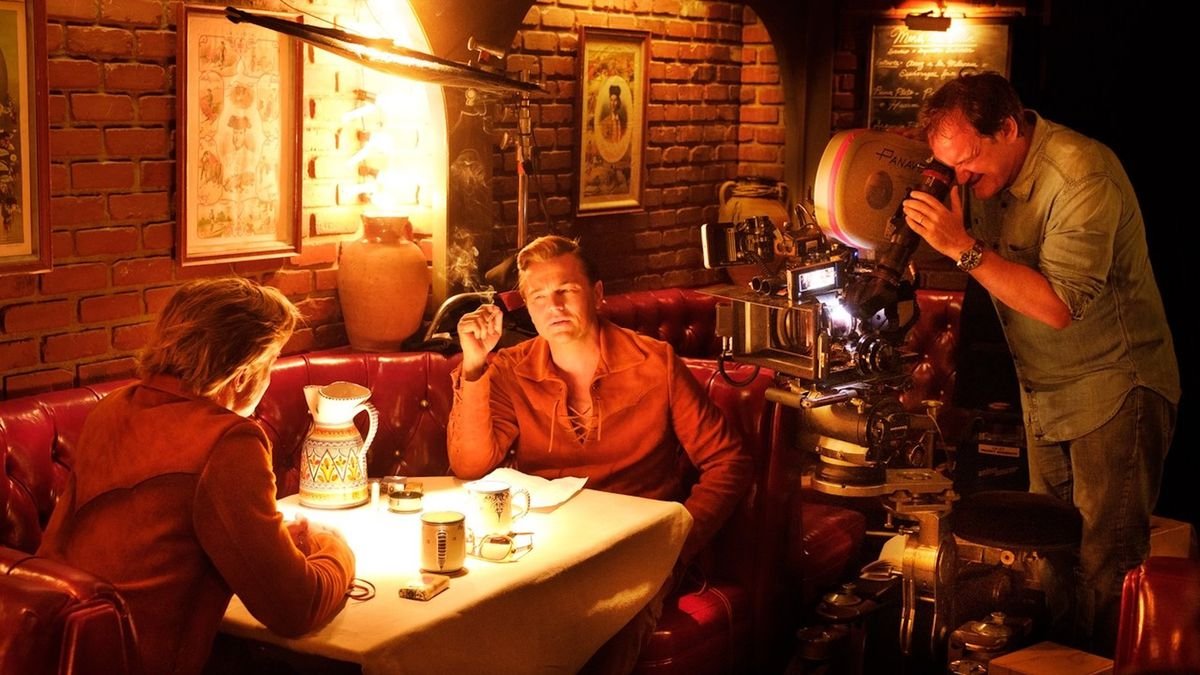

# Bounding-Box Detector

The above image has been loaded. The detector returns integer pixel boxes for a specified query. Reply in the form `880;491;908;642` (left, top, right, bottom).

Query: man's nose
955;168;974;185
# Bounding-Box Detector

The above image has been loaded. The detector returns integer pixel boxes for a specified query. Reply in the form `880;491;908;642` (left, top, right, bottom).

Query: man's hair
516;235;597;295
920;71;1029;139
138;277;300;399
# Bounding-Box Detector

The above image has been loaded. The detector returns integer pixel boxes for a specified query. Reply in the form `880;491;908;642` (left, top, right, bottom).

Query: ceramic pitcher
299;381;378;508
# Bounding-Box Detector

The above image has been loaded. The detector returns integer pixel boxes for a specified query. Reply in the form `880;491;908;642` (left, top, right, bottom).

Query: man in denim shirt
901;72;1179;656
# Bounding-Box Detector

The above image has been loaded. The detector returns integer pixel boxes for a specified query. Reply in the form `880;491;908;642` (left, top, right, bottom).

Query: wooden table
220;476;692;674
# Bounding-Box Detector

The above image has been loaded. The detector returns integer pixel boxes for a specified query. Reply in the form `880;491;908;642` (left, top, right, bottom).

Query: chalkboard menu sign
868;21;1010;129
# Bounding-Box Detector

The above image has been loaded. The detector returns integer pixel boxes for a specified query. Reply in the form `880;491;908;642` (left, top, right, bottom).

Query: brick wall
494;1;783;294
0;0;360;399
1;0;783;399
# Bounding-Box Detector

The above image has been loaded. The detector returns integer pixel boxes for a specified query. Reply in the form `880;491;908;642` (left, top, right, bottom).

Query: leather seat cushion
634;582;750;673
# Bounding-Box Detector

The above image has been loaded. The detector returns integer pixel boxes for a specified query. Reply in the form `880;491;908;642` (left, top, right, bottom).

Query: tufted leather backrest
0;546;141;675
0;382;130;554
600;288;722;358
255;350;462;493
901;289;964;410
1116;556;1200;673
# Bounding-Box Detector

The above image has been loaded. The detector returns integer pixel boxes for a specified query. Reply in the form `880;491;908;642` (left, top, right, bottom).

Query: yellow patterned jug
299;381;378;508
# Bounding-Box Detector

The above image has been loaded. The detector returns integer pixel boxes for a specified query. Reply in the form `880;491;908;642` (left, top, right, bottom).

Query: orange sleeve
193;423;356;637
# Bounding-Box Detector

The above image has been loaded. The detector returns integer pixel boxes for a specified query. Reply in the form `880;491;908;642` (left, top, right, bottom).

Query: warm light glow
328;0;448;300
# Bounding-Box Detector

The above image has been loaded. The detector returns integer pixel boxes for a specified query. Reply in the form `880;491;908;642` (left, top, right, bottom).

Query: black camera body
700;215;777;269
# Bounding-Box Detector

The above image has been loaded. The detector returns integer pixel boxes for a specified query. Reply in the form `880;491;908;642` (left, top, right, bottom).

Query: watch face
957;241;983;271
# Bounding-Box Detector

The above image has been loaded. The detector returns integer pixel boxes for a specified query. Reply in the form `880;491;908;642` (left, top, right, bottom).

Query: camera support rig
701;129;961;656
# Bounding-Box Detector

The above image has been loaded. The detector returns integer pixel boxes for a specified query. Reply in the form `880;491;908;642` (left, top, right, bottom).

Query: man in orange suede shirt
448;236;751;673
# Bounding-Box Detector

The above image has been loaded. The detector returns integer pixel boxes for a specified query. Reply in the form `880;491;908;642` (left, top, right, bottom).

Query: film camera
703;130;976;659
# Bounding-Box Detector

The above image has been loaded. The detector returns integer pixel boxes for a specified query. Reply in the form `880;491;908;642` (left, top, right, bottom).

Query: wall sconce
905;10;951;31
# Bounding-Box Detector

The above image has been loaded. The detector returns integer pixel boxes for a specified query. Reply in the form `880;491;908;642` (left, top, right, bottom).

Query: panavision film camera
702;130;954;497
703;131;966;657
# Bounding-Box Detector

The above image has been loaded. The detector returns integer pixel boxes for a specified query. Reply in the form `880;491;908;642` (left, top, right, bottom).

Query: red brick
48;59;103;89
741;65;780;85
290;242;337;267
541;7;575;28
50;128;104;157
285;329;316;354
113;322;153;351
137;95;175;122
135;30;175;60
0;275;37;299
0;339;39;372
314;268;338;292
264;269;313;296
48;95;69;124
76;226;140;256
47;25;66;52
72;162;137;190
296;296;339;325
52;231;76;259
104;63;166;91
2;300;71;333
100;0;163;26
140;160;174;188
79;292;143;322
40;262;109;295
79;357;139;384
70;93;136;122
48;0;98;21
105;128;170;156
43;329;109;362
740;106;779;124
51;195;107;229
522;31;559;52
144;286;176;314
109;192;170;220
5;370;76;398
112;257;173;286
66;26;135;58
142;222;174;250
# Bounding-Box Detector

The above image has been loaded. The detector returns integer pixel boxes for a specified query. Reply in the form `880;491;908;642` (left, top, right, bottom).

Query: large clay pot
718;177;790;286
337;215;430;351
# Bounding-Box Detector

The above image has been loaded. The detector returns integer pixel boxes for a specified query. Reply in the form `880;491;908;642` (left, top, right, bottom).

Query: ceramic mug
466;480;530;537
420;511;466;574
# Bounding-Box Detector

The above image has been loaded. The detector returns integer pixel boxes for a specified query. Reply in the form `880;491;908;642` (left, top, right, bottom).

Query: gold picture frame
0;0;49;276
177;3;302;266
575;27;648;216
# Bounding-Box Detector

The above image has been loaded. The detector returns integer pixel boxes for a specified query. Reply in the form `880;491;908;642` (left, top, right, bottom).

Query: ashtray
388;489;423;513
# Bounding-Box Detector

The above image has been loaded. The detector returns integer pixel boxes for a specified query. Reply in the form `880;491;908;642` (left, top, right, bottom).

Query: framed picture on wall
575;27;648;216
0;0;50;276
868;19;1011;129
177;3;302;266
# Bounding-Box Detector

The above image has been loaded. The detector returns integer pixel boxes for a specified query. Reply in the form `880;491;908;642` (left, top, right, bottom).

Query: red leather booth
0;286;967;673
1115;556;1200;674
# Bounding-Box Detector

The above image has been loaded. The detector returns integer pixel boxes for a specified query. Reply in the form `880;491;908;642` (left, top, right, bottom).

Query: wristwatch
956;239;985;272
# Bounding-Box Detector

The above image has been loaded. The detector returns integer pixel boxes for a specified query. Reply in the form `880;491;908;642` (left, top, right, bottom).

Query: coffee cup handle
513;488;531;520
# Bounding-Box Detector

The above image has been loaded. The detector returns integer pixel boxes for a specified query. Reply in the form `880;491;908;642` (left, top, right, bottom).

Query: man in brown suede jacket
38;278;355;675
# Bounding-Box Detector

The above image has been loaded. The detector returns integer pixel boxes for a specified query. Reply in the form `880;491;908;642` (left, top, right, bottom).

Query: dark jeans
1026;387;1175;657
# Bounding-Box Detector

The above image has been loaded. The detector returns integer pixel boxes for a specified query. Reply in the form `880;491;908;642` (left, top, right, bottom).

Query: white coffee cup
466;480;530;536
420;511;466;574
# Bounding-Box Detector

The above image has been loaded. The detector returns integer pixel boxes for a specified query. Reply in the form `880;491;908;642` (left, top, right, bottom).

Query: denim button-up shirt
966;111;1179;442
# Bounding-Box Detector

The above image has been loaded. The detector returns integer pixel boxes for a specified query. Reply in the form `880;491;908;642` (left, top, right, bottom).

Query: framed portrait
177;3;302;266
576;27;648;216
868;19;1010;129
0;0;49;276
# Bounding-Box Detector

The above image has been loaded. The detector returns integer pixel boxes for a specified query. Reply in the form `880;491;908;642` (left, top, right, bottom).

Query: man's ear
593;280;604;307
1001;116;1020;141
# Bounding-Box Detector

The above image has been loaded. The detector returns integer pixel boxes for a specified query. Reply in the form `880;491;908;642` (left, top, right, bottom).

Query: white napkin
482;467;587;510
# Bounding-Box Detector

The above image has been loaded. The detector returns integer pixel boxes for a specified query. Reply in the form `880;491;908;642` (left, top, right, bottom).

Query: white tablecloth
219;476;692;674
